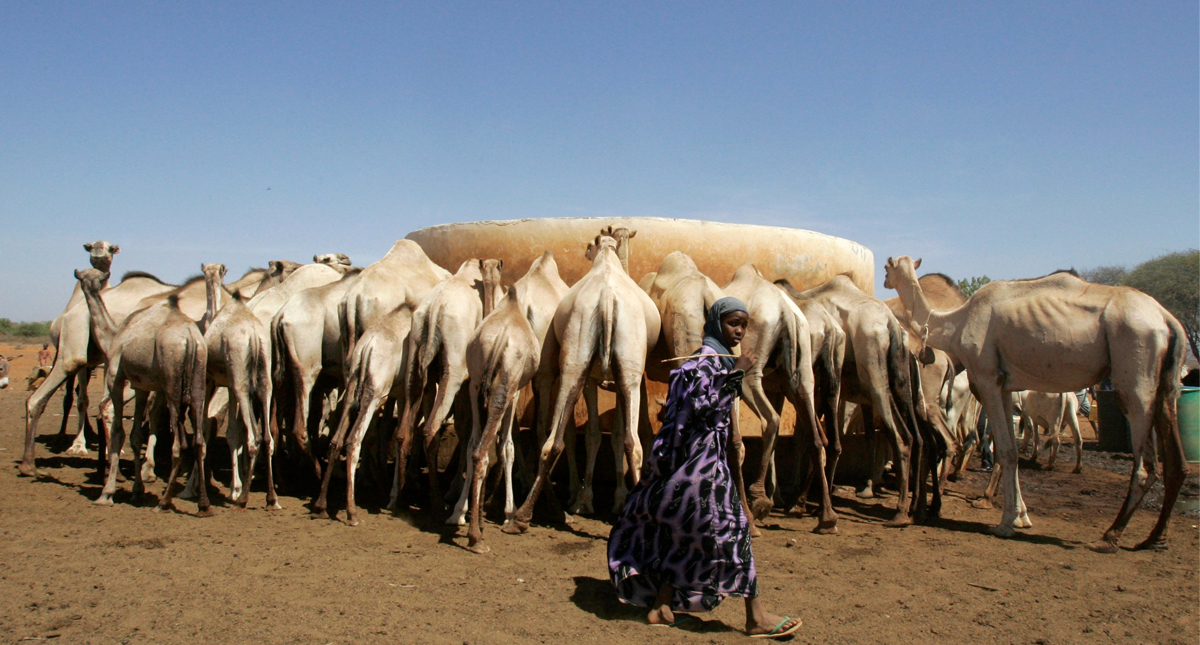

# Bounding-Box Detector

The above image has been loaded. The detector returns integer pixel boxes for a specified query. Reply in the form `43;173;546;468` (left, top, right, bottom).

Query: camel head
268;259;302;281
585;234;619;262
83;241;120;272
314;253;352;267
600;226;635;272
73;268;110;295
479;258;504;316
883;256;921;290
202;263;227;282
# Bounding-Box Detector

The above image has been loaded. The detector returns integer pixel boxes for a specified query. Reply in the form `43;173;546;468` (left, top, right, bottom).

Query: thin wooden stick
661;354;738;363
966;582;1002;592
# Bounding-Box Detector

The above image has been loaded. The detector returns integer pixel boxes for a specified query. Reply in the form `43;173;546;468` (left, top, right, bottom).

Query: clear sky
3;2;1197;321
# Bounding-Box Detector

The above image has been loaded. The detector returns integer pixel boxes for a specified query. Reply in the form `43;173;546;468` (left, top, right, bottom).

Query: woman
608;297;802;639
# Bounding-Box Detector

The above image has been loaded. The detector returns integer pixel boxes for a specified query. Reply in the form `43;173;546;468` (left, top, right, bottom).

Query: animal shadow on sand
570;576;738;634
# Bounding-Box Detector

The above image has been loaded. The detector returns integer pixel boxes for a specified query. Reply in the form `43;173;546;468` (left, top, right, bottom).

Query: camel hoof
501;519;529;535
17;463;38;478
445;514;467;526
65;445;89;457
344;517;361;527
1014;515;1033;529
883;516;912;529
92;497;114;507
467;542;491;554
1134;538;1167;552
266;502;284;511
749;524;763;538
855;488;875;499
196;508;215;518
154;503;175;514
1072;467;1082;475
750;498;773;522
814;523;839;536
310;509;330;520
970;498;994;510
1088;540;1119;554
987;524;1016;538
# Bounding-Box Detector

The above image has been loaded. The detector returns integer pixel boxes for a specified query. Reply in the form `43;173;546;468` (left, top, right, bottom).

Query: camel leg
156;394;187;514
343;396;381;527
421;369;467;517
501;394;519;523
448;379;485;527
873;399;913;527
469;383;520;553
1092;394;1159;553
975;386;1027;537
314;380;360;519
506;366;588;534
612;371;645;514
572;381;601;515
389;385;435;513
727;403;761;538
21;359;84;476
126;391;150;505
855;405;883;498
94;372;127;506
66;369;96;455
791;385;837;534
1066;409;1083;475
141;395;164;483
1137;386;1186;551
291;368;321;479
741;371;779;521
55;369;77;448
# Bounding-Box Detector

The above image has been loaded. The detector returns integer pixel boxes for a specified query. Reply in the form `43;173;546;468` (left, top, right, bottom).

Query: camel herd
17;227;1190;556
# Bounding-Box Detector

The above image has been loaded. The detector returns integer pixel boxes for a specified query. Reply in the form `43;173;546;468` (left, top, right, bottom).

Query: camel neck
902;277;958;352
202;274;222;332
79;282;117;357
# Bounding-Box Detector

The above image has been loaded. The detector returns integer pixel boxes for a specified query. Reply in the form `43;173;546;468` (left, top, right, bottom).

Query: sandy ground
1;340;1198;645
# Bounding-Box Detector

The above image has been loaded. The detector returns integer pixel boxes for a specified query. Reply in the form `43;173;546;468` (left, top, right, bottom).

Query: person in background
38;343;53;367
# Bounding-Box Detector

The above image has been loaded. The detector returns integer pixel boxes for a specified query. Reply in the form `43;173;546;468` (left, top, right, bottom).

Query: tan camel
447;251;570;527
775;275;922;527
23;268;176;476
272;271;363;478
600;224;635;274
1015;391;1083;474
379;259;499;515
74;269;211;514
200;264;278;509
314;253;352;268
339;239;451;374
312;304;415;525
462;288;542;552
247;262;352;326
505;235;661;533
723;265;835;532
885;255;1188;551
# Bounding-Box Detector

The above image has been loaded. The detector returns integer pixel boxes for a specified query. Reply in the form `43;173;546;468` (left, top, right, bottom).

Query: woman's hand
734;352;757;373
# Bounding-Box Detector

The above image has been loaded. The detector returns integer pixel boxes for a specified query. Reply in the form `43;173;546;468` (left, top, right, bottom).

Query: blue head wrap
700;296;748;371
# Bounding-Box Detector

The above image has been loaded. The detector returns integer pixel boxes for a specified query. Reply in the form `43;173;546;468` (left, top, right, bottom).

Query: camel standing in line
74;269;211;514
505;235;661;533
200;264;278;509
885;255;1187;552
447;250;570;526
312;304;414;525
247;262;355;327
390;259;504;515
776;275;922;527
723;265;835;532
462;288;542;553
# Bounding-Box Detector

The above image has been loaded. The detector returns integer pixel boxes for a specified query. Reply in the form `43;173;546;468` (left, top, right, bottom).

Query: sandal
749;616;802;639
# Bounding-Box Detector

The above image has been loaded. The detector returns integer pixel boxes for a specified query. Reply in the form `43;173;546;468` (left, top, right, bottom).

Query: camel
600;225;635;274
23;268;176;476
884;255;1188;551
775;275;922;527
462;288;541;553
723;265;835;532
339;239;451;374
312;304;414;525
74;269;211;514
200;264;278;509
247;262;355;327
391;259;504;515
447;251;570;527
314;253;352;268
1015;391;1083;474
272;272;364;479
0;355;10;389
504;234;660;534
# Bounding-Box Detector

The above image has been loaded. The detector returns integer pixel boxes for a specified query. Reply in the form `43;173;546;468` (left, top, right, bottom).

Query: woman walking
607;297;802;639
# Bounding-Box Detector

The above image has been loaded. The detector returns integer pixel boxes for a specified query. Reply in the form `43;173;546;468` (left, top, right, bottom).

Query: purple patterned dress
607;345;758;612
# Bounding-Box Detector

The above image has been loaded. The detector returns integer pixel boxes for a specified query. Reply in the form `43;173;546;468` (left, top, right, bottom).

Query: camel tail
246;332;267;403
339;298;358;374
781;305;804;394
1156;319;1186;462
418;307;442;380
179;331;207;434
598;290;616;377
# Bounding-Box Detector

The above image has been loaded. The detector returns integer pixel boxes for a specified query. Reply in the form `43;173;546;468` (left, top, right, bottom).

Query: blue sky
3;2;1197;321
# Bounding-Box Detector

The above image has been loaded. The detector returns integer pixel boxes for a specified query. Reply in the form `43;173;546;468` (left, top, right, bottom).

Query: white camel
505;234;660;533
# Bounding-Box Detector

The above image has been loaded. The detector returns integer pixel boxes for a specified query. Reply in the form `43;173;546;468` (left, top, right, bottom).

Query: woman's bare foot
745;597;802;637
648;583;676;625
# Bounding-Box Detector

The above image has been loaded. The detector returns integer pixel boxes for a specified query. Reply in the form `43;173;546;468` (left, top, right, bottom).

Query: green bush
0;318;52;338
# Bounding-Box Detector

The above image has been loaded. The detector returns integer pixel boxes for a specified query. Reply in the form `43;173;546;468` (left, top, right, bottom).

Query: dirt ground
1;341;1198;645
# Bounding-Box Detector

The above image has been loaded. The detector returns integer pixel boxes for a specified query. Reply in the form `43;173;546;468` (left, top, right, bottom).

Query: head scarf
701;296;749;371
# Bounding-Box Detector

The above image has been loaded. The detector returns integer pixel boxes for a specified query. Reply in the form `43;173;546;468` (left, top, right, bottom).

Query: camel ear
886;256;893;267
313;254;321;263
497;259;503;270
111;245;120;254
628;230;636;239
914;258;922;270
269;260;282;273
74;269;84;280
83;243;93;252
